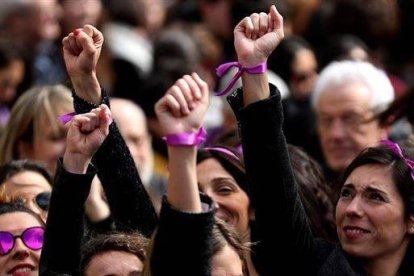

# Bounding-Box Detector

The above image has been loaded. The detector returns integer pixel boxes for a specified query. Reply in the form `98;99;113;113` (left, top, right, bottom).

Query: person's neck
242;228;259;276
361;241;409;276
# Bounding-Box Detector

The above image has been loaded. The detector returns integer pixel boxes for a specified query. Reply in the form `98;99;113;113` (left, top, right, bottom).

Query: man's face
111;101;153;183
317;82;388;173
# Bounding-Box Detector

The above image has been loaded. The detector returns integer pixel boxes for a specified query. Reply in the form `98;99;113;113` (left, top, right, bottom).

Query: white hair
311;60;394;113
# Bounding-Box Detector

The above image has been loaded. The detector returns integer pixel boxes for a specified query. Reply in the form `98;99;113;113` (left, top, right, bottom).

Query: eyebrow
104;272;141;276
343;183;387;195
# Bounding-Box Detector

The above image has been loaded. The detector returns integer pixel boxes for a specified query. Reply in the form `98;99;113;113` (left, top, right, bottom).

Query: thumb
98;104;112;136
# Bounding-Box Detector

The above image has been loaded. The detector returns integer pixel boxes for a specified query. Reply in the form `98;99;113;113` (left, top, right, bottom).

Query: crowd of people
1;0;414;275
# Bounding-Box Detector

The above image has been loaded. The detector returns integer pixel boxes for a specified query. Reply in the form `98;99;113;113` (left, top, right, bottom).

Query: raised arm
231;5;315;275
149;73;214;275
40;106;111;275
62;25;157;236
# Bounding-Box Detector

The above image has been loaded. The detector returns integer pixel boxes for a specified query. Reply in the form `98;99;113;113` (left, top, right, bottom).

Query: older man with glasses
312;60;394;186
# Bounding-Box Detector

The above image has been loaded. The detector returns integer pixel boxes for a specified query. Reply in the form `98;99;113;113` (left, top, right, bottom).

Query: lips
343;226;370;240
7;263;35;276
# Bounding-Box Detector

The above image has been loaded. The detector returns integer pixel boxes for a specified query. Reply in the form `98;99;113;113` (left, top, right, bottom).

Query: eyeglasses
0;226;44;255
15;192;51;211
318;111;376;132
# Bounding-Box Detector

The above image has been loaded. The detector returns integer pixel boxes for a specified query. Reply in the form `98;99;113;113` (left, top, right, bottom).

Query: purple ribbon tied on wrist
381;139;414;181
215;61;267;96
163;127;207;147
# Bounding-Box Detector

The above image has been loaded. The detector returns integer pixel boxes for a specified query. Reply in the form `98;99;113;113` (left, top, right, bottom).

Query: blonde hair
0;85;73;165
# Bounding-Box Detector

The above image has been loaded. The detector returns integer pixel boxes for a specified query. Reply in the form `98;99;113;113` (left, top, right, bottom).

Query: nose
202;190;219;208
328;118;347;139
345;197;364;218
11;238;30;260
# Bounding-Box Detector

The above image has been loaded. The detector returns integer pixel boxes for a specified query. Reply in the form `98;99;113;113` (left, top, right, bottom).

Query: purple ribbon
163;127;207;146
215;61;267;96
203;146;240;160
381;139;414;181
58;112;76;125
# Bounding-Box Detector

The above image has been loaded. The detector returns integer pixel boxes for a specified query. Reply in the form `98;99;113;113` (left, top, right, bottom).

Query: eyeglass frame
0;226;44;256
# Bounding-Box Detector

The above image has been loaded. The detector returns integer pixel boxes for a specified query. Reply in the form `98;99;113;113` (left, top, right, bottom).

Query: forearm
241;72;270;106
40;160;96;275
63;152;90;174
167;146;201;212
72;90;157;236
93;124;157;236
71;73;101;105
239;93;315;274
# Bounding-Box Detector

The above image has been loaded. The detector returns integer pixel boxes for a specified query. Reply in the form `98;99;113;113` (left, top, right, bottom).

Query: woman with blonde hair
0;85;73;175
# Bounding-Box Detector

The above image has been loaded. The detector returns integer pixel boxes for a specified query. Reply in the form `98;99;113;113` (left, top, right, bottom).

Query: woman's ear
408;215;414;234
17;141;34;159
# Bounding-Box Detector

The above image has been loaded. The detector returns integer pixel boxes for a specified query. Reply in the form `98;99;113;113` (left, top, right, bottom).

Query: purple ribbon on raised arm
215;61;267;96
381;139;414;181
58;112;77;125
163;127;207;147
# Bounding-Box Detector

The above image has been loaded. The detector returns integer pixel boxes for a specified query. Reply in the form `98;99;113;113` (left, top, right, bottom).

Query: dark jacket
227;85;366;276
39;90;157;275
150;195;215;276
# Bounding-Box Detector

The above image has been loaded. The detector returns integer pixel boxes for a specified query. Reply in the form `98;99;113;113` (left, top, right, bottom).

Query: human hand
62;24;103;103
63;105;112;173
155;73;209;136
234;5;284;67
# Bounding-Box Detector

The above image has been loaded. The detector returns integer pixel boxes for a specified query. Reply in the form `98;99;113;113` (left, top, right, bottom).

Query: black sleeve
228;85;316;275
150;195;215;276
39;160;96;275
73;90;157;237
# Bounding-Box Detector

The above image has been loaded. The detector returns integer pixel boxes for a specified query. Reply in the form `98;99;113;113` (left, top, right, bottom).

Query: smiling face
336;164;413;260
0;212;43;276
197;158;251;235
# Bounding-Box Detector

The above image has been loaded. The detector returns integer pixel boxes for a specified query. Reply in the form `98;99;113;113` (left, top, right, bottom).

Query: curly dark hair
81;231;148;273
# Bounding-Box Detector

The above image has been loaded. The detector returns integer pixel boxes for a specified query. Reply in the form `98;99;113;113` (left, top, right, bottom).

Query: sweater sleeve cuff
72;88;110;114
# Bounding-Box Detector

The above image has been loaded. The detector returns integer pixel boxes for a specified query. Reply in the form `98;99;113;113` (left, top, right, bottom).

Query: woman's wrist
71;73;101;104
163;127;206;147
63;152;91;174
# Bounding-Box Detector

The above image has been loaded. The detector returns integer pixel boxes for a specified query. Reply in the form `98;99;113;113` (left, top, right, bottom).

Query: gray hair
311;61;394;113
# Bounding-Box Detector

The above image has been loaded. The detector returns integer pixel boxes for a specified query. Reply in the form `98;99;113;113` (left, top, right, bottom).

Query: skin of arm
62;25;158;235
155;73;209;212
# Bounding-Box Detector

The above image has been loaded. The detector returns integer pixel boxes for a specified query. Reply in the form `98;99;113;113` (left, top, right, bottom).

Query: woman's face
336;164;414;260
211;245;244;276
0;212;43;275
197;158;252;235
2;171;51;222
20;114;69;176
290;48;318;99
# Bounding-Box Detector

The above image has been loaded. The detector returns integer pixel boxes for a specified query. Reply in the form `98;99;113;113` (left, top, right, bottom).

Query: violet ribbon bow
381;139;414;181
215;61;267;96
